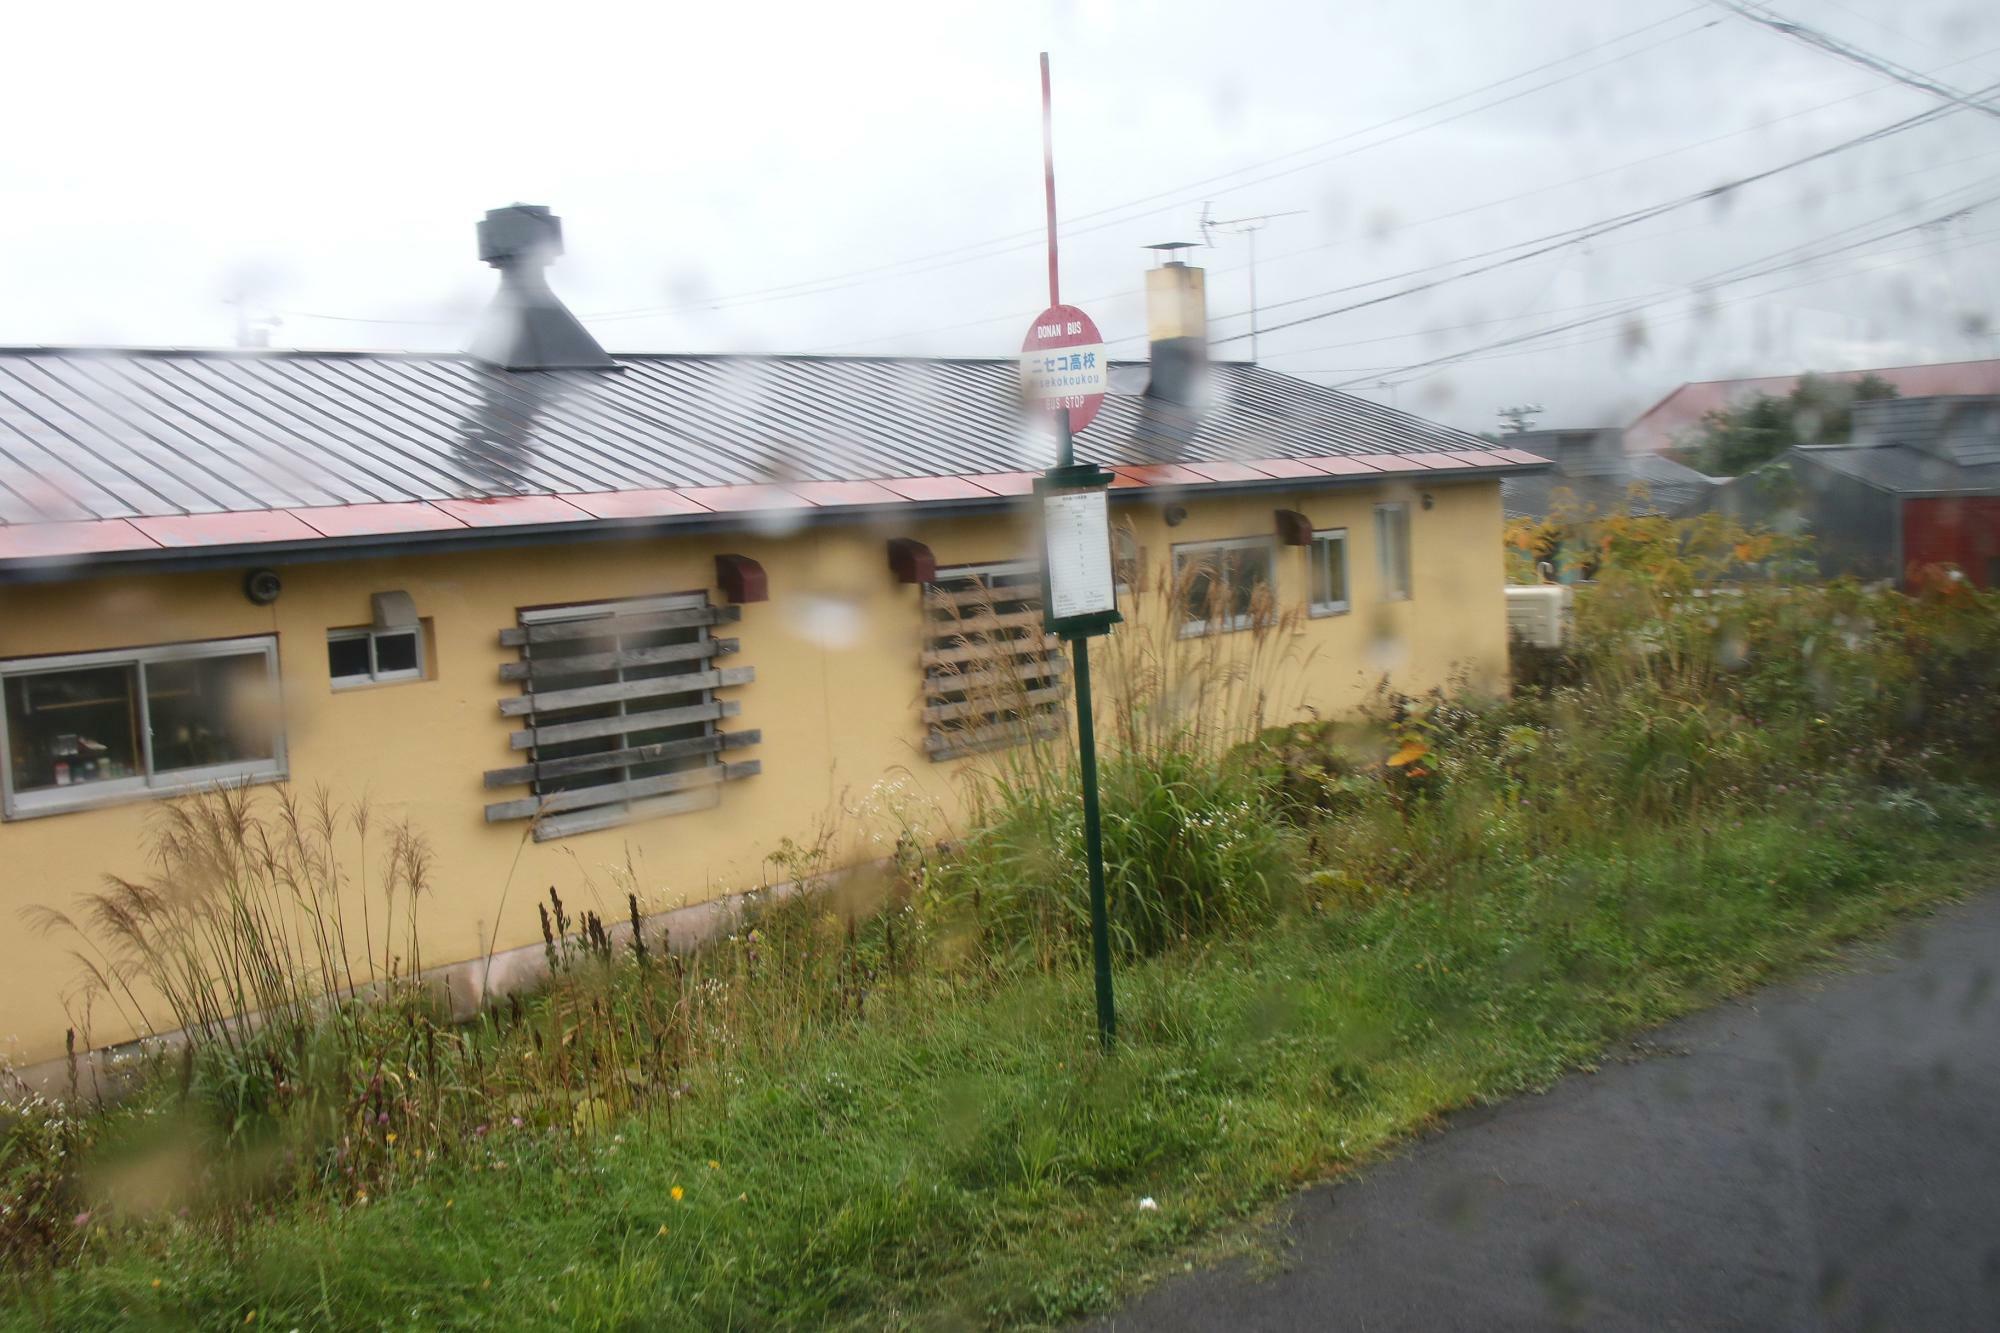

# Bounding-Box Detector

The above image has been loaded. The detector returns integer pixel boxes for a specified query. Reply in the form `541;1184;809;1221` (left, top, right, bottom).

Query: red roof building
1624;359;2000;457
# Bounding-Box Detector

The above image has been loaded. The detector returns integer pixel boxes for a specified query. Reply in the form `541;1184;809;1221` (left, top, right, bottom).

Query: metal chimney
469;205;615;371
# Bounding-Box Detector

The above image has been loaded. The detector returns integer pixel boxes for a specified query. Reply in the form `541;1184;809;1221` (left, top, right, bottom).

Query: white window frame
328;625;425;690
1308;528;1351;617
1172;536;1278;636
0;635;287;820
1375;502;1413;602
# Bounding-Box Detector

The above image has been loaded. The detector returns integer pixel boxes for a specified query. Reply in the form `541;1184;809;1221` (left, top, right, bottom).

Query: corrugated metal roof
0;348;1498;526
1502;453;1716;521
1796;444;2000;497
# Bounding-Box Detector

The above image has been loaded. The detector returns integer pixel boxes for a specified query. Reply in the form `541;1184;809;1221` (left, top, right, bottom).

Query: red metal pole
1040;50;1061;308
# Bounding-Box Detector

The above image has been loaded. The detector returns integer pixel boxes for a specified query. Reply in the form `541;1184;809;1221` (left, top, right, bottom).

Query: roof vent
470;205;615;371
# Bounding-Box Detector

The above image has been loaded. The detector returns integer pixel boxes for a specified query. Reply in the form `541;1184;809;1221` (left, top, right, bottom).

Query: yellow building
0;206;1544;1075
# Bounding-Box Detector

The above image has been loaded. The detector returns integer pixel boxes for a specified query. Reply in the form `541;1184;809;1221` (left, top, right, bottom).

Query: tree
1684;373;1899;476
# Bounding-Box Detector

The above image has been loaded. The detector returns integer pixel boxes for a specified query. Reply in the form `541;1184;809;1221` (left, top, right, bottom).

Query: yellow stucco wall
0;476;1504;1065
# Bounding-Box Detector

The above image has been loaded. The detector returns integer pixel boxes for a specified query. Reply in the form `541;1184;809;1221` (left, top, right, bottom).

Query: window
483;594;758;841
328;626;424;688
1173;537;1277;634
1308;529;1350;616
1375;503;1413;601
1;637;283;819
921;562;1068;761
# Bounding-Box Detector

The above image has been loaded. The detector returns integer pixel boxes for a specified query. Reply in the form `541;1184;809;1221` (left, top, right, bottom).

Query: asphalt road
1091;891;2000;1331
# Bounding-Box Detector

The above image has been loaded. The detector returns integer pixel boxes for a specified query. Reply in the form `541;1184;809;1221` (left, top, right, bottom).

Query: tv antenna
1200;203;1305;363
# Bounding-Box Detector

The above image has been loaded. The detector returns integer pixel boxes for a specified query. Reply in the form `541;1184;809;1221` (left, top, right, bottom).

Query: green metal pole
1072;630;1116;1049
1054;406;1116;1049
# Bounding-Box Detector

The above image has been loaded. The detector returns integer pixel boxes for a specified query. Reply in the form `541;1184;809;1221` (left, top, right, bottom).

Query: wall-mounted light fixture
243;568;283;605
1421;492;1435;511
1162;504;1188;527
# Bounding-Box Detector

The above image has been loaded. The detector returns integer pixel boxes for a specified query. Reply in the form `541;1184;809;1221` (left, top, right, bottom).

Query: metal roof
0;347;1544;575
1502;452;1716;521
1795;444;2000;498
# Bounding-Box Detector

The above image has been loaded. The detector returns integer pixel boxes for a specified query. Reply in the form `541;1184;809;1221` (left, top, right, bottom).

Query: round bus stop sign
1021;304;1108;434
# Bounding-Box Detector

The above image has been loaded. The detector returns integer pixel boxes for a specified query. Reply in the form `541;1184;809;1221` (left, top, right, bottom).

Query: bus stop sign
1021;304;1108;434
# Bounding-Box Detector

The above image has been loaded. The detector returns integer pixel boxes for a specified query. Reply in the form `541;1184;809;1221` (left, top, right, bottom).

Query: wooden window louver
921;562;1068;761
483;593;759;839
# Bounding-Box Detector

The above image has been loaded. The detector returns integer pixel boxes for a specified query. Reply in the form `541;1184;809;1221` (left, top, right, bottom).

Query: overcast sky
3;0;1996;432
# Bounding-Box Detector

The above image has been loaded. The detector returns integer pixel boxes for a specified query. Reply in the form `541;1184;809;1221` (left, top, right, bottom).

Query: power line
576;10;1719;325
815;39;2000;354
1262;138;2000;361
1709;0;2000;118
1315;186;2000;390
812;46;2000;356
1208;85;1998;349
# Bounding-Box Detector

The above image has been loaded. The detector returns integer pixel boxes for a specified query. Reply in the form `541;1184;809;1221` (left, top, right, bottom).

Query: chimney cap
1145;240;1201;268
479;204;565;269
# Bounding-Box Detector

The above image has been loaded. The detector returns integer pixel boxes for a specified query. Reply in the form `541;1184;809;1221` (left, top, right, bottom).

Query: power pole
1200;203;1305;363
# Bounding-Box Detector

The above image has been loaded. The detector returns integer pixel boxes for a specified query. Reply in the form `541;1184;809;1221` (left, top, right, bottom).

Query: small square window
328;627;425;688
373;631;419;675
1309;529;1350;616
327;635;372;682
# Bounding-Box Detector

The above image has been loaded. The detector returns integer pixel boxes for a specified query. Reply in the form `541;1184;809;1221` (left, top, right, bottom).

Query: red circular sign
1020;303;1108;434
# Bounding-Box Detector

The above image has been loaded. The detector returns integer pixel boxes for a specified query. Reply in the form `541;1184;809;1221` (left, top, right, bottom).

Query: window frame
1308;527;1351;617
1172;535;1278;636
327;625;426;690
0;635;286;821
1375;502;1413;602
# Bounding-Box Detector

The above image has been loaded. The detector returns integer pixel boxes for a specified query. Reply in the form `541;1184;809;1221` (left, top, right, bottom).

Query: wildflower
657;1224;670;1237
510;1116;524;1129
671;1185;684;1202
245;1313;257;1324
445;1199;454;1210
1138;1197;1159;1212
385;1132;397;1145
151;1279;162;1289
72;1211;91;1228
707;1159;719;1171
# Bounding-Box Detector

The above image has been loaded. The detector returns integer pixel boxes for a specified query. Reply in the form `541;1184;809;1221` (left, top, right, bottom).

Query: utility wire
812;40;2000;353
1316;185;2000;389
579;10;1718;324
1709;0;2000;118
1262;138;2000;360
1209;85;1999;348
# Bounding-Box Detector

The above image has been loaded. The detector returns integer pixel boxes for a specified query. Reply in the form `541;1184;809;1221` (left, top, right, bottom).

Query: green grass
8;793;1991;1332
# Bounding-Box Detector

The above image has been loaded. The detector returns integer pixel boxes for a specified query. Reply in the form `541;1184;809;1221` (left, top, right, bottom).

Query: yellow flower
385;1132;397;1145
445;1199;454;1210
670;1185;684;1202
244;1313;257;1325
150;1279;162;1289
707;1160;720;1171
657;1224;670;1237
